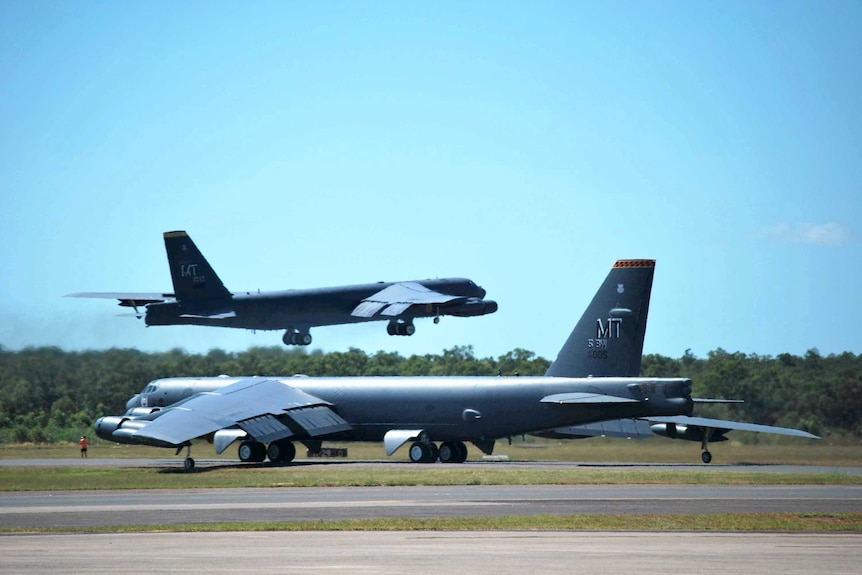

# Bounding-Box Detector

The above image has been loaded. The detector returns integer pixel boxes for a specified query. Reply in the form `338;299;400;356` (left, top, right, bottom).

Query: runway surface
2;482;861;529
2;459;860;573
3;456;861;475
0;531;860;574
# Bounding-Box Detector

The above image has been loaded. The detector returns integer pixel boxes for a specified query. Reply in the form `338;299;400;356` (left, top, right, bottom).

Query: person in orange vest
79;435;88;458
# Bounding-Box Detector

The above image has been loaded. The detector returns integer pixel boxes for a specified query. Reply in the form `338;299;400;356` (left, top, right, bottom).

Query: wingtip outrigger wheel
176;444;194;472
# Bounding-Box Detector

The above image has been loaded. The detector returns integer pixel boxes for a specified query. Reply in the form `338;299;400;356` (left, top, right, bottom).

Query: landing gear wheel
439;442;455;463
701;451;712;464
283;330;312;346
409;441;437;463
184;457;195;471
433;316;440;324
267;440;296;463
427;442;439;462
454;441;468;463
239;440;267;463
388;322;416;336
439;441;463;463
409;442;426;463
252;441;266;462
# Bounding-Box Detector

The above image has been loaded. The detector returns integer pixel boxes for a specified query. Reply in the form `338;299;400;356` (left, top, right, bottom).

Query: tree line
0;345;858;444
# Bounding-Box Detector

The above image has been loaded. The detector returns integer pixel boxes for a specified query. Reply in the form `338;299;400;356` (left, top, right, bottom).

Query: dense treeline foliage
0;345;859;443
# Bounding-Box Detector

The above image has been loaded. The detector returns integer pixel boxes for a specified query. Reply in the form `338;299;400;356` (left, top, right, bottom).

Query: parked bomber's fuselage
143;278;493;330
120;376;694;444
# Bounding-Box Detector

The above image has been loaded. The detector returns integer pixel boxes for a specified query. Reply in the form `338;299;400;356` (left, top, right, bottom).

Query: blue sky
2;1;860;361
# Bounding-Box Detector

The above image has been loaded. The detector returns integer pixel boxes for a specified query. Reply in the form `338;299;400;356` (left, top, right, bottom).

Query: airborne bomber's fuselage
143;278;494;331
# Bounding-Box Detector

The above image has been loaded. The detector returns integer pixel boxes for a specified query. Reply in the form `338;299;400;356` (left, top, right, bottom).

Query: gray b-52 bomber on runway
68;231;497;346
95;259;817;470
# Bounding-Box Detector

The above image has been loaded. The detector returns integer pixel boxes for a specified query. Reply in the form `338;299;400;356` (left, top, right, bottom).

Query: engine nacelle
441;298;498;317
95;416;128;442
125;407;162;418
94;416;150;443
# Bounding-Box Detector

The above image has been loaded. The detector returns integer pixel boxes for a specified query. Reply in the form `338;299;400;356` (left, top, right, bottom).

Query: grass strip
1;465;860;491
2;513;860;534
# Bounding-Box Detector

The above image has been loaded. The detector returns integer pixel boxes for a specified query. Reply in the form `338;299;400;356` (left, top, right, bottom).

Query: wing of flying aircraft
351;282;462;318
67;231;496;345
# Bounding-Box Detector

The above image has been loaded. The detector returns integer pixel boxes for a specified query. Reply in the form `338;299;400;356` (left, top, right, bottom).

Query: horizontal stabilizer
541;392;639;405
65;292;174;305
647;416;820;439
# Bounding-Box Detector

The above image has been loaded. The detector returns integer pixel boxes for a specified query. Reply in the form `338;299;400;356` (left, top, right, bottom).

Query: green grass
3;513;861;534
1;464;859;491
2;437;858;465
2;439;859;491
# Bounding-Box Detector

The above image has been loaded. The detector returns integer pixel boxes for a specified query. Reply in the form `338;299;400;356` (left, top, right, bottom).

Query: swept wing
108;378;351;448
646;415;819;439
351;282;462;318
546;415;819;441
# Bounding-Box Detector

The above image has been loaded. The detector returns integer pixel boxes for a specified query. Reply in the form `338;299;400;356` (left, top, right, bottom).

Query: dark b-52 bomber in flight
67;231;497;346
95;259;817;470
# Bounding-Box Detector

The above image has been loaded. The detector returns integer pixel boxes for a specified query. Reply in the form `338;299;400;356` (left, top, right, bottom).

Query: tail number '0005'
587;349;608;359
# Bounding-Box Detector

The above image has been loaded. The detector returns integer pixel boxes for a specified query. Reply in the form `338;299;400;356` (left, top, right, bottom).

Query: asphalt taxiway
2;481;861;529
2;531;861;574
2;459;860;574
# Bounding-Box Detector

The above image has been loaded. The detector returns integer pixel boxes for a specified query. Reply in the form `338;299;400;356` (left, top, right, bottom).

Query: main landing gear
283;328;312;346
408;441;468;463
387;320;415;336
238;439;297;464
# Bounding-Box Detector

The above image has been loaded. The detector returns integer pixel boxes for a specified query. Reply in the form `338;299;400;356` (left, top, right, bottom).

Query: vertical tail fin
545;259;655;378
163;231;231;301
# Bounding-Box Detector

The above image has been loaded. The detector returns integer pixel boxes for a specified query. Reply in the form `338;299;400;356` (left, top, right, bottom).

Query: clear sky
2;1;860;361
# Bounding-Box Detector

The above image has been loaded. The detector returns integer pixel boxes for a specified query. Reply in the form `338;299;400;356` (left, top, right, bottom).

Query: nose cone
476;285;487;299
